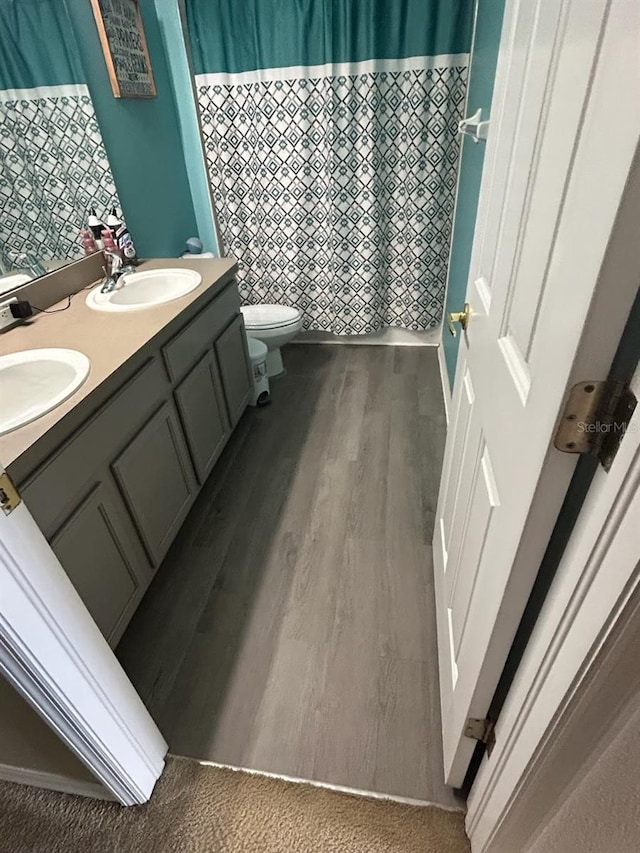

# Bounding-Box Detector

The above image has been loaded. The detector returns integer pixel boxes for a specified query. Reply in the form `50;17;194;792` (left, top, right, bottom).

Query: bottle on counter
115;220;139;267
106;206;122;232
80;228;98;255
88;208;105;250
101;228;119;255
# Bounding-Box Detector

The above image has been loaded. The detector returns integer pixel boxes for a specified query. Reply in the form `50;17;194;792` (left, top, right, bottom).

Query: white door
0;462;168;803
434;0;640;785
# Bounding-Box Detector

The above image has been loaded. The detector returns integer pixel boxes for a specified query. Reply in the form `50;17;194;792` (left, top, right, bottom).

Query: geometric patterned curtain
197;58;467;333
0;85;119;270
187;0;472;333
0;0;118;271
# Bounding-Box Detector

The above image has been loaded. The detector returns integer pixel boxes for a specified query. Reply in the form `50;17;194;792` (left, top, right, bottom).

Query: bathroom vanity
0;257;251;647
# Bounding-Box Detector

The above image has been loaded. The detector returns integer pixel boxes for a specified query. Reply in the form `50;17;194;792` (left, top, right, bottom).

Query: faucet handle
104;250;122;275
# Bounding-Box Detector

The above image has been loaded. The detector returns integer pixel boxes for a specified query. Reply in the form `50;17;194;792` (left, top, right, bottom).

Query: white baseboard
295;327;441;346
0;763;112;800
437;344;452;427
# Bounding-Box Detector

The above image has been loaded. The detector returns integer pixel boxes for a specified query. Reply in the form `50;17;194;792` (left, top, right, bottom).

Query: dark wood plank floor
117;344;460;807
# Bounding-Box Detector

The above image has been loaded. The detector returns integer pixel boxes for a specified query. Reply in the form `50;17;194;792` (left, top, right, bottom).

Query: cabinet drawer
22;358;167;536
111;402;197;565
162;282;240;381
175;351;230;484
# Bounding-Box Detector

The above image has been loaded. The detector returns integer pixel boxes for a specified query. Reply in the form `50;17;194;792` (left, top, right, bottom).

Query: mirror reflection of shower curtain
0;0;119;269
187;0;473;333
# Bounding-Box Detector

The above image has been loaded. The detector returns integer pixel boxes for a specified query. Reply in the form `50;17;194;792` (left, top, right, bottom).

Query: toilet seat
241;304;301;331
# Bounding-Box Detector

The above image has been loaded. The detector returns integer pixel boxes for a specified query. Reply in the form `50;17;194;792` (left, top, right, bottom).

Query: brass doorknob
447;303;470;337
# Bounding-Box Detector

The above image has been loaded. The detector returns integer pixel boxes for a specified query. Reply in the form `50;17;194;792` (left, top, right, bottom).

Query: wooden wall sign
90;0;157;99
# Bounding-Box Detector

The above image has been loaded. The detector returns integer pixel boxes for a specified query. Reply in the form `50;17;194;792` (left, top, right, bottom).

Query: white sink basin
86;268;202;312
0;348;90;436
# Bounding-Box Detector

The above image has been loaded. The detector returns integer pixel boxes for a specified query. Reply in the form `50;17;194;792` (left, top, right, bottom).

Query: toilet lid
241;303;300;330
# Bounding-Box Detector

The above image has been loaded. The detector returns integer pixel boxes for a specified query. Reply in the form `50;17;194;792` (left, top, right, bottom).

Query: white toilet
241;304;302;377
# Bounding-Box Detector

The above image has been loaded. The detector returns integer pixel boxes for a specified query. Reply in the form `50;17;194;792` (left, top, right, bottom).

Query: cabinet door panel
21;357;167;537
215;314;251;427
175;351;230;484
51;480;150;647
112;402;197;565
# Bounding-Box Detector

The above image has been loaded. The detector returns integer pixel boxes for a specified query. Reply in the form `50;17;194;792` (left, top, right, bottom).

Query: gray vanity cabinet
215;315;252;427
112;402;197;565
15;277;250;648
50;479;150;646
174;351;230;484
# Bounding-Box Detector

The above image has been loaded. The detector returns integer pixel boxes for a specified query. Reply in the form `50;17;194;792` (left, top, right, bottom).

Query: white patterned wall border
197;61;468;333
0;84;119;269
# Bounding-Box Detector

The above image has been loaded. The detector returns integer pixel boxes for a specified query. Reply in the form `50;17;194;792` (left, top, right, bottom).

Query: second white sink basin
0;348;91;436
86;268;202;312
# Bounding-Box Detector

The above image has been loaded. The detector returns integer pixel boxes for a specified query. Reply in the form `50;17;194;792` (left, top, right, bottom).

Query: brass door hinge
465;718;496;756
554;380;637;471
0;471;21;516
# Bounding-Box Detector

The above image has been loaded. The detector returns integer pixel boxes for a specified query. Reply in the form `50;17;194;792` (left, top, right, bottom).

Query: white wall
525;697;640;853
0;676;102;792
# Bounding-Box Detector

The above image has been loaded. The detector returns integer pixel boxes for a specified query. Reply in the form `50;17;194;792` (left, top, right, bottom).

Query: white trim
0;764;112;801
295;328;441;346
437;342;451;427
0;84;89;102
195;53;469;86
189;756;465;813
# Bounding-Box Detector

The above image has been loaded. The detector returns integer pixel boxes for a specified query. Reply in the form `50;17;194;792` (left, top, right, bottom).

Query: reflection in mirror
0;0;120;283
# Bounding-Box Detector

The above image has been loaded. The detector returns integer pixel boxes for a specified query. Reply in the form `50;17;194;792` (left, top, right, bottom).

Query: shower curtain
187;0;473;333
0;0;119;270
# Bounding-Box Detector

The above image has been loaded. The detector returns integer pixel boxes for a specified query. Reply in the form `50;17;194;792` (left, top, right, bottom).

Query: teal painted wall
65;0;200;258
153;0;219;254
443;0;505;388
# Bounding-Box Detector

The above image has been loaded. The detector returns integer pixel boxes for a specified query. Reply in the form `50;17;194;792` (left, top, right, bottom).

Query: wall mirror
0;0;119;293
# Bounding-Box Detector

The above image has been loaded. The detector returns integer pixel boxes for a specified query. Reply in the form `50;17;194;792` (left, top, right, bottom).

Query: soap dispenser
106;207;121;232
88;208;105;250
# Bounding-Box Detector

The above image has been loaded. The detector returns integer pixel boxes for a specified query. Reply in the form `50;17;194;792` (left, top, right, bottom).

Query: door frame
0;463;167;804
1;0;638;826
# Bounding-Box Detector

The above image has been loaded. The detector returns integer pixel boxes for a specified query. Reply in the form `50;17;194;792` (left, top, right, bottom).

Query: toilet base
266;348;284;377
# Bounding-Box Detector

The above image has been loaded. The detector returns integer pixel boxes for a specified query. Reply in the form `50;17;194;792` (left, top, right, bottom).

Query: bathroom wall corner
441;0;506;391
153;0;220;256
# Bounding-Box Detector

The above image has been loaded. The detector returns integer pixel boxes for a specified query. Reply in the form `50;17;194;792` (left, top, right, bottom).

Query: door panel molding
467;395;640;851
434;0;640;786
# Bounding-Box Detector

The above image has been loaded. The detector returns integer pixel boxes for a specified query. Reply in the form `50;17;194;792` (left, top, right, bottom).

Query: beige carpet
0;756;470;852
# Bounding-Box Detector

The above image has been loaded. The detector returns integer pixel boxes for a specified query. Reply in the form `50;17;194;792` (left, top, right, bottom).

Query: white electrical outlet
0;298;19;331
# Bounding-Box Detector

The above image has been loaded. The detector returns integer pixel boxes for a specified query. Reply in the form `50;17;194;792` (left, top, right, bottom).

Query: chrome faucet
14;252;48;278
100;251;124;293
